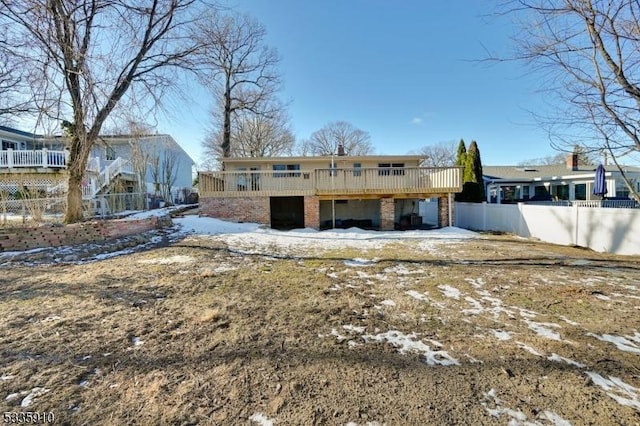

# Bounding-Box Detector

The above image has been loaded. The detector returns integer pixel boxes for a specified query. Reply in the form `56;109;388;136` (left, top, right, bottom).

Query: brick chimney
337;144;345;156
566;152;578;171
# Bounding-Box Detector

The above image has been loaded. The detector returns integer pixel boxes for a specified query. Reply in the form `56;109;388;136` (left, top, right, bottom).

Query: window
392;163;405;175
533;185;551;201
272;164;300;177
522;185;530;200
2;140;18;150
378;163;405;176
328;162;337;176
106;145;116;161
615;181;630;199
353;163;361;177
575;183;586;200
551;184;569;200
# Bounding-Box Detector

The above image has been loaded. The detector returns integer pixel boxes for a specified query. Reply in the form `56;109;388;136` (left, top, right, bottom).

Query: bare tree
125;121;155;209
518;148;596;167
161;150;179;205
417;141;457;167
0;36;33;118
0;0;213;222
150;154;162;198
202;106;294;167
303;121;373;156
499;0;640;199
197;11;282;158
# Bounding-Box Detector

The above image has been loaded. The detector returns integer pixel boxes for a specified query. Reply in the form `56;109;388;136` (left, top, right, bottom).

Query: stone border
0;215;172;252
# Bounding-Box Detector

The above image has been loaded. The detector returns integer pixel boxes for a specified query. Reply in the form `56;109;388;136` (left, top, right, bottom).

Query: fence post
482;201;487;230
42;148;48;168
573;204;579;247
7;148;13;168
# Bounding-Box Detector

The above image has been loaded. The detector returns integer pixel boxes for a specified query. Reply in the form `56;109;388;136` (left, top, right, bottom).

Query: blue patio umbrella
593;164;608;197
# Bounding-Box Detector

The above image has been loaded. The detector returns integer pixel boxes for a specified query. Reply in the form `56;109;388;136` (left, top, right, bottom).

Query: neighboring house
0;125;69;200
199;154;463;230
0;125;194;214
483;153;640;204
90;134;195;202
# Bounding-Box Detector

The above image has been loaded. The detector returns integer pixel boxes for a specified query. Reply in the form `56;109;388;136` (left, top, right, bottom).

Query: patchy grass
0;234;639;424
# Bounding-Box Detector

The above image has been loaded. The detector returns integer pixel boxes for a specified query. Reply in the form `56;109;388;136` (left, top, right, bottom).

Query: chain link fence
0;192;150;228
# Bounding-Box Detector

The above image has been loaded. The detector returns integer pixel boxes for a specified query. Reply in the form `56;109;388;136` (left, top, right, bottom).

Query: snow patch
559;316;579;326
587;332;640;354
586;372;640;411
548;353;585;368
362;330;458;366
516;341;544;357
462;297;484;315
482;388;571;425
438;285;461;300
20;387;49;408
491;330;512;341
344;258;378;267
525;320;562;341
138;255;194;265
406;290;428;301
249;412;275;426
343;324;366;334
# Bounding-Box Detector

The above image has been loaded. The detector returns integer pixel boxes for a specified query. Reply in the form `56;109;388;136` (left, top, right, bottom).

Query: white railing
200;166;463;197
525;200;639;208
84;157;134;199
0;149;68;168
572;200;639;208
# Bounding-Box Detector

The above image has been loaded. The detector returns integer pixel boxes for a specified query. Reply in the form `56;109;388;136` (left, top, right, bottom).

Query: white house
90;133;195;201
1;125;194;211
483;153;640;204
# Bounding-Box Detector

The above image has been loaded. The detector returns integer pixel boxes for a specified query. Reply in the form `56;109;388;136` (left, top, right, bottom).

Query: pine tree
455;139;467;167
460;140;485;202
454;139;467;202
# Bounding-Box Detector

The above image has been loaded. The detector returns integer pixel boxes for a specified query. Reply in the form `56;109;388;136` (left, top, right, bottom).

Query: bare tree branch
303;121;374;156
196;10;282;158
0;0;214;222
416;141;457;167
499;0;640;199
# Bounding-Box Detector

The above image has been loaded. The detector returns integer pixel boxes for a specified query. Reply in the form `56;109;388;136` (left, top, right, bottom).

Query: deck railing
199;166;463;197
0;149;68;169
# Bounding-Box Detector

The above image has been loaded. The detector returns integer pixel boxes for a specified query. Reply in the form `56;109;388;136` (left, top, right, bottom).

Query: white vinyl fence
455;202;640;255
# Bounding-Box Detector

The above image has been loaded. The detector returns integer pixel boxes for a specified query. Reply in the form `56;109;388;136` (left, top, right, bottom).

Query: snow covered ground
173;215;478;257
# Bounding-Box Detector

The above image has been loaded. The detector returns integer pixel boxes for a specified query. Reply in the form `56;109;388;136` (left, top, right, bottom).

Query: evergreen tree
460;140;485;202
454;139;467;202
455;139;467;166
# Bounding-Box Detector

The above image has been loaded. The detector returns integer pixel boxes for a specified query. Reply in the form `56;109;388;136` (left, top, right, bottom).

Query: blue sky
161;1;555;167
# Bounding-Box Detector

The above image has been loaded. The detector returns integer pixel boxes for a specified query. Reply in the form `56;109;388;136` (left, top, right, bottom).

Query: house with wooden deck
1;125;194;215
198;155;463;230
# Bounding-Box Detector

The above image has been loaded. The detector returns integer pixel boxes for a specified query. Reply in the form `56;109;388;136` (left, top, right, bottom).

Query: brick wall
304;196;320;229
200;196;270;225
0;215;171;252
380;197;395;231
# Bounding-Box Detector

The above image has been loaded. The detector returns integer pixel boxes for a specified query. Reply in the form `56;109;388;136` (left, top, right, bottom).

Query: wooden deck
199;167;463;198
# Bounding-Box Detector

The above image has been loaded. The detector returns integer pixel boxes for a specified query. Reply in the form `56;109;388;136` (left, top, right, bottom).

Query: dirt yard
1;218;639;425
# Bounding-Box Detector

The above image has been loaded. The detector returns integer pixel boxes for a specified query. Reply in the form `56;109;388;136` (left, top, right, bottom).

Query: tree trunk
64;169;84;223
222;77;232;158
